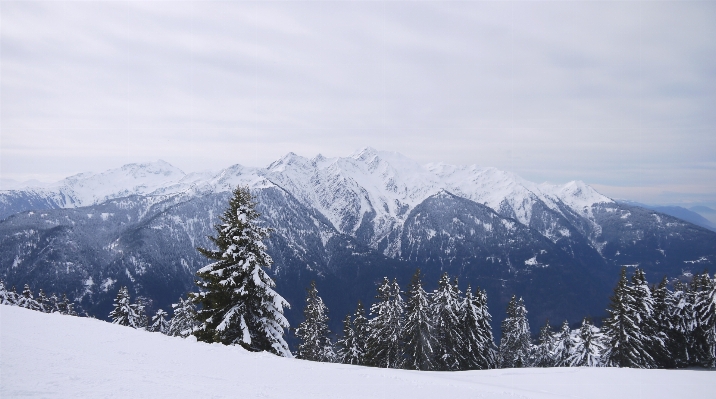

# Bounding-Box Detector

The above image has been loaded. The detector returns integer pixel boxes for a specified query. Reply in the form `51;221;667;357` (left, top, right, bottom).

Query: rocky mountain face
1;148;715;338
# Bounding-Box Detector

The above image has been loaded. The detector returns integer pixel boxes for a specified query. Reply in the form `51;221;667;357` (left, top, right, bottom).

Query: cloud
1;1;714;206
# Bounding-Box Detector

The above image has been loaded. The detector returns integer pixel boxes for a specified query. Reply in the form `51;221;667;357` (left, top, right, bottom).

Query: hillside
1;305;713;398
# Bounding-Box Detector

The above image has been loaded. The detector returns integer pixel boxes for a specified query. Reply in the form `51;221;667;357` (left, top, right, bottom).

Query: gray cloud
1;1;714;207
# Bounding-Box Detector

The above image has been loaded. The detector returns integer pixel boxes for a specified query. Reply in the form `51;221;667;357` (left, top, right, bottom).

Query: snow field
1;305;713;399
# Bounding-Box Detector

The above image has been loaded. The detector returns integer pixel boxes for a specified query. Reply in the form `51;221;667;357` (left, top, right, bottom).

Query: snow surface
2;305;713;399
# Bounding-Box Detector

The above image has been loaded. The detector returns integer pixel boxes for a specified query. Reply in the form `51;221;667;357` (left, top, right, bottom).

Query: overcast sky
1;1;714;207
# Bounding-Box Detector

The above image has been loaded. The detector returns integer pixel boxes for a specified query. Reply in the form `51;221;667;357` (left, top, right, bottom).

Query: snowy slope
1;305;712;399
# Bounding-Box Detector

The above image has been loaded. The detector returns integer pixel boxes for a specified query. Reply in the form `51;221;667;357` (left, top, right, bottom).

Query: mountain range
1;148;715;339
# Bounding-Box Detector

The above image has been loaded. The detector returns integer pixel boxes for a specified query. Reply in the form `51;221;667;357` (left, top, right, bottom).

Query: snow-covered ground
1;305;712;399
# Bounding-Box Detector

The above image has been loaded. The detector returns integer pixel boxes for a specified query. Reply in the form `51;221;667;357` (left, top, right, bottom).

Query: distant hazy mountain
619;201;716;232
2;148;715;338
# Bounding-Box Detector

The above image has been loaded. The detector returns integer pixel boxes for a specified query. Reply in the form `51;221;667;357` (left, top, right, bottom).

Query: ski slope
1;305;712;399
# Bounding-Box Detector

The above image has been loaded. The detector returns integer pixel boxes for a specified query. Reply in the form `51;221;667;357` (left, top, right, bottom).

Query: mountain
1;148;715;339
619;201;716;232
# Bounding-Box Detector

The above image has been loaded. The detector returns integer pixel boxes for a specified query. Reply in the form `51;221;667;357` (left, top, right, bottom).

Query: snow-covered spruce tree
402;269;437;371
0;280;15;305
193;186;291;357
169;296;198;338
432;273;464;371
569;318;603;367
602;268;656;368
532;320;555;367
695;273;716;368
366;278;404;369
336;314;359;365
58;294;77;316
352;302;369;364
133;297;148;329
461;286;497;370
110;286;141;327
295;281;335;362
37;289;51;313
48;293;61;313
149;309;171;334
499;296;531;368
668;280;695;367
552;320;576;367
652;277;676;368
16;284;42;311
630;269;665;368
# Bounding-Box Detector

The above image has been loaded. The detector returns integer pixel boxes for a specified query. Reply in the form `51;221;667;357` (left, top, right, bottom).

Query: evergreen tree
48;293;61;313
58;294;77;316
352;302;369;364
402;269;436;371
36;289;51;313
498;296;531;368
652;277;676;368
0;280;14;305
295;281;335;362
8;286;20;306
568;318;603;367
532;320;555;367
336;314;359;365
193;186;291;356
553;320;576;367
133;297;148;329
169;296;198;337
366;278;404;369
432;274;464;370
149;309;171;334
16;284;42;311
630;269;664;368
669;280;696;367
602;268;655;368
695;273;716;368
109;286;141;328
461;286;497;370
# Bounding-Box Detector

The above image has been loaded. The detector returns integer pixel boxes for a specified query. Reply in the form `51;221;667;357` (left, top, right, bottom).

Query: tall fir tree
568;318;603;367
193;186;291;356
366;278;404;369
402;269;437;371
336;314;359;365
461;286;497;370
499;296;531;368
553;320;576;367
532;320;555;367
352;302;369;364
149;309;171;334
109;286;141;328
16;284;42;311
432;274;464;371
630;269;664;368
133;297;148;329
602;268;655;368
169;296;198;337
47;293;61;313
295;281;335;362
652;277;676;368
695;273;716;367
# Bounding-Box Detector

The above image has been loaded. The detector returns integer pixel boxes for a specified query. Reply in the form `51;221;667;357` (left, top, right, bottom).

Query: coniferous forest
3;185;715;370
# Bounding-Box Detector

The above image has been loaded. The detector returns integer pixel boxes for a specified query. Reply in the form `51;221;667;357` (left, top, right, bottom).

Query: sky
1;1;714;207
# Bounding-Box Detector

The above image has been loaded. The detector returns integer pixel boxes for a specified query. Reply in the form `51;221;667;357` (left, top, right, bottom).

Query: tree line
0;280;79;316
294;266;716;370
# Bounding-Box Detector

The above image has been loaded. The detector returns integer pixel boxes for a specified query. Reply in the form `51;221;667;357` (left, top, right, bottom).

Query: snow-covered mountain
1;148;715;335
0;148;612;251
